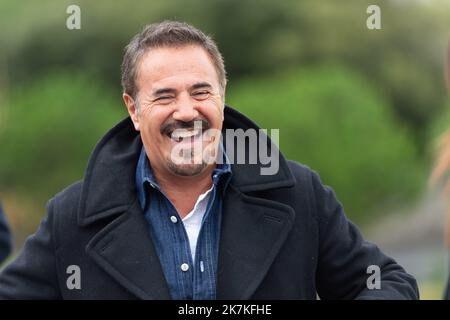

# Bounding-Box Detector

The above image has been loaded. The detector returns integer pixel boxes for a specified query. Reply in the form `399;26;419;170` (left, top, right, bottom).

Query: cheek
199;100;224;126
138;114;162;140
141;106;167;128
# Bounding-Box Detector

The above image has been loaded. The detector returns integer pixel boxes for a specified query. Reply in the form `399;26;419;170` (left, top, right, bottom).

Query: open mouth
168;128;203;143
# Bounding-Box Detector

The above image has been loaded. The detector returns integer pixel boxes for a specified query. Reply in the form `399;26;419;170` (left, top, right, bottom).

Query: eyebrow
152;82;212;96
191;82;213;90
152;88;177;96
152;82;213;97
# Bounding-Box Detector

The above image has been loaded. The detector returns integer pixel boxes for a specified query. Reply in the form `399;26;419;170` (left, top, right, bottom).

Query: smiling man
0;21;418;300
122;42;226;221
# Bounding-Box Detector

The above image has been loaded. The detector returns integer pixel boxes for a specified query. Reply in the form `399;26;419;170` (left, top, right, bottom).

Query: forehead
136;45;219;91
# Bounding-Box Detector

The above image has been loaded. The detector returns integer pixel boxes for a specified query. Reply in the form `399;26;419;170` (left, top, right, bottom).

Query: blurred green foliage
228;65;426;223
1;0;448;141
0;72;126;199
0;0;449;231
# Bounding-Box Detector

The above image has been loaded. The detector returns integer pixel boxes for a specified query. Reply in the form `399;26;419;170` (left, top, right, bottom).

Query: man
0;21;418;299
0;201;12;265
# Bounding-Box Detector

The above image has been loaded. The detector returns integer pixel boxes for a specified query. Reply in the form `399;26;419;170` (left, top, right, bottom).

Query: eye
154;96;174;103
192;91;210;100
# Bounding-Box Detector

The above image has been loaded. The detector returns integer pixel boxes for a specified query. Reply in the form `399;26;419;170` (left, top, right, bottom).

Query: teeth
171;129;201;140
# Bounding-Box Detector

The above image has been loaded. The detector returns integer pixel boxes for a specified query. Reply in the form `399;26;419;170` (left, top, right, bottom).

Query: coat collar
80;105;296;299
77;105;295;227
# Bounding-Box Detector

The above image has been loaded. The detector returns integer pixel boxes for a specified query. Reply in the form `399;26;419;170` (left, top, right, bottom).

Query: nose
172;93;199;122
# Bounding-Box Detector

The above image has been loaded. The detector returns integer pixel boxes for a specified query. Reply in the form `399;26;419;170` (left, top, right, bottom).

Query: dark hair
121;20;227;100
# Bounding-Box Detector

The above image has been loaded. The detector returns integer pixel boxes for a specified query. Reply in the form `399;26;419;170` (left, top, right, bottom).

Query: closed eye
192;91;210;100
153;96;174;103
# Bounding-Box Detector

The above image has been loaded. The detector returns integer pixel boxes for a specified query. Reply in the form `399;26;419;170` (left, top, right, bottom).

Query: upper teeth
171;129;201;139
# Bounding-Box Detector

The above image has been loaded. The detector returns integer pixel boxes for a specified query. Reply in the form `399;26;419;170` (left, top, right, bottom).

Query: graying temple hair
121;20;227;101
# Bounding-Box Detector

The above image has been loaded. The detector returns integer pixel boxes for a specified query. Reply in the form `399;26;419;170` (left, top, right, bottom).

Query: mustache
160;119;211;136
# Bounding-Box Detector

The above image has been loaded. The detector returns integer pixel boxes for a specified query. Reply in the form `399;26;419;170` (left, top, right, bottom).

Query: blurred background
1;0;450;299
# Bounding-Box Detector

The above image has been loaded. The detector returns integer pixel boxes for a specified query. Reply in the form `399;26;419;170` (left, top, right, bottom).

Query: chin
167;161;208;177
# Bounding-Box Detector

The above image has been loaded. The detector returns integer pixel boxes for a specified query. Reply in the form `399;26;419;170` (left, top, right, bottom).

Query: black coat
0;106;419;299
0;202;12;265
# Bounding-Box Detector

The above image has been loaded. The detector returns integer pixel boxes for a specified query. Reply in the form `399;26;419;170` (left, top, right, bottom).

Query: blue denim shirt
135;145;232;300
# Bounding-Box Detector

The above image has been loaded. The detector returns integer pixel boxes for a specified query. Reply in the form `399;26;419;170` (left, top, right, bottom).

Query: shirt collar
136;143;232;210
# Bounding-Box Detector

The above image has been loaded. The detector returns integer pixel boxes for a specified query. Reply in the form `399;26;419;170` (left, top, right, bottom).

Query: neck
153;164;216;219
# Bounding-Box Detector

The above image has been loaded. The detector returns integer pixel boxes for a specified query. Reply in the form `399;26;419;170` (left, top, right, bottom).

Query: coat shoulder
48;180;84;222
285;160;317;188
286;160;331;194
284;160;331;223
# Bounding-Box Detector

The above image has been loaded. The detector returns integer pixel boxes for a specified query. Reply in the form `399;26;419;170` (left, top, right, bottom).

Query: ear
122;93;140;131
221;89;226;121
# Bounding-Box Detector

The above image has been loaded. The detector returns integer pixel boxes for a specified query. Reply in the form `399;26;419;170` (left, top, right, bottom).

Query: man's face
123;45;224;178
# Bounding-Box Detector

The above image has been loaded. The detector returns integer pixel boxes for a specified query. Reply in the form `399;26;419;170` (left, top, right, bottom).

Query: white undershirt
181;185;214;262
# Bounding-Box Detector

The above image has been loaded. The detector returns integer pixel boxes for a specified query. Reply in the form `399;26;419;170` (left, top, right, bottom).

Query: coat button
170;216;178;224
181;263;189;272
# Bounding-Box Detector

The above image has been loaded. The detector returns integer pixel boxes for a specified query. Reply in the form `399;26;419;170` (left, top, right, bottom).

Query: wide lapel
216;186;295;299
85;199;171;300
78;108;296;300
